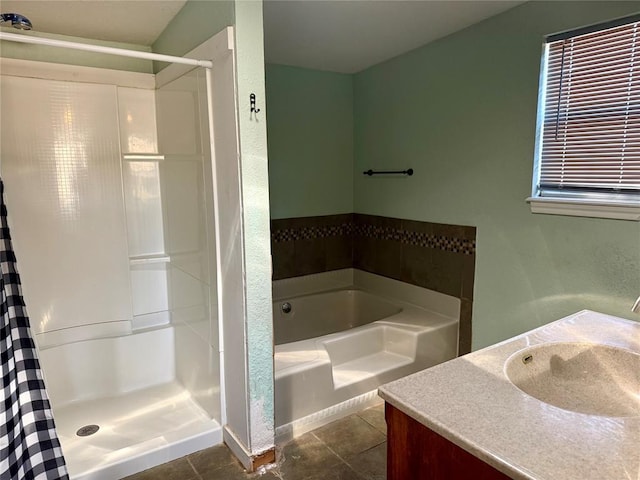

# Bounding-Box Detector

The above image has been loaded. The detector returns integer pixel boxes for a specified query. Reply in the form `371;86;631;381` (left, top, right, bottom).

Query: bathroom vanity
385;402;510;479
379;310;640;480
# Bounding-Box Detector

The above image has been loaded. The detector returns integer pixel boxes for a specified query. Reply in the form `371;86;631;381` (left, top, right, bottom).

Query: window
529;15;640;220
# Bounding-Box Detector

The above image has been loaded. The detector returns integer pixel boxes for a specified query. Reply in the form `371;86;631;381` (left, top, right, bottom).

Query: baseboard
223;426;276;473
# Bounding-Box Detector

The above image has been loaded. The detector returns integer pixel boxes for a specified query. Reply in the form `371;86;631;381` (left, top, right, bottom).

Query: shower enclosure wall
0;29;235;479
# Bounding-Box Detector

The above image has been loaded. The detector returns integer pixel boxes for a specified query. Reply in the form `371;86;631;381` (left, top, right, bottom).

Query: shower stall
0;27;238;479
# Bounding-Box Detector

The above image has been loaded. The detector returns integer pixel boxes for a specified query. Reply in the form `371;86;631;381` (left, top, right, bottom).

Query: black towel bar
363;168;413;176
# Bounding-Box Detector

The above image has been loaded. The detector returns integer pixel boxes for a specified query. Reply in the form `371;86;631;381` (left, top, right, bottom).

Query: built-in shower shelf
132;311;171;331
129;254;171;265
123;153;205;163
123;153;165;161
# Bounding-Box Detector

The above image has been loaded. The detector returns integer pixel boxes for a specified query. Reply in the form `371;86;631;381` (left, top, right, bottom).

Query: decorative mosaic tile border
271;222;353;242
402;231;476;255
352;224;401;242
272;217;476;255
352;224;475;255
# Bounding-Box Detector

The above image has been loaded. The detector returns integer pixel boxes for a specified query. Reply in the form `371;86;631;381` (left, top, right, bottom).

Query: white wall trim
527;197;640;221
0;57;155;88
155;27;234;89
223;425;253;471
200;25;243;442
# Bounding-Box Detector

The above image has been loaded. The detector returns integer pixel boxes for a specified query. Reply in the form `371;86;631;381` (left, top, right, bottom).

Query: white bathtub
273;269;459;440
273;289;402;344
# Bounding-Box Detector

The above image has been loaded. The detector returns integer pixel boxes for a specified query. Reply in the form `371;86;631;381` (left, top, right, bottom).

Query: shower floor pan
54;381;220;480
38;325;222;479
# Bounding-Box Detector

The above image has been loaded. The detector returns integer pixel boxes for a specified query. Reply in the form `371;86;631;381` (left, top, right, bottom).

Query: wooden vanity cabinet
385;402;512;480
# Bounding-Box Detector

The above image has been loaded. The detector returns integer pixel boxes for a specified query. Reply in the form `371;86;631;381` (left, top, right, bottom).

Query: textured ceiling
1;0;525;72
263;0;525;73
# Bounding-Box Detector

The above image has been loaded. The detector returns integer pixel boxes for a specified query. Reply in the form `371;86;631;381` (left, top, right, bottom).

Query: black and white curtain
0;179;68;480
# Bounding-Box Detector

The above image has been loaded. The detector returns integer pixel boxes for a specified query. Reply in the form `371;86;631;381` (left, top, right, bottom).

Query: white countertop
378;310;640;480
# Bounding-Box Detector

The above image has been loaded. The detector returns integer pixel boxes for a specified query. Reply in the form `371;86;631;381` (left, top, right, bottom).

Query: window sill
527;197;640;221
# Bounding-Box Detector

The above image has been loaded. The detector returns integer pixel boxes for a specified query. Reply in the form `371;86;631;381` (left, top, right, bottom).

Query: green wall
234;0;274;454
152;0;234;72
354;1;640;349
266;64;354;219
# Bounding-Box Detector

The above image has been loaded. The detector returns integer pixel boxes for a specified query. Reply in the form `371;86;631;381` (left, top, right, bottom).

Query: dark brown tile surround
271;214;353;279
271;213;476;354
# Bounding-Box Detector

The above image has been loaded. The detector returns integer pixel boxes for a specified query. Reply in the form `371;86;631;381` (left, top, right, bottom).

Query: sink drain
76;424;100;437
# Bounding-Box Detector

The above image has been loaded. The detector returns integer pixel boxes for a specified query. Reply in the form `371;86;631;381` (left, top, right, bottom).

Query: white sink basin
505;342;640;417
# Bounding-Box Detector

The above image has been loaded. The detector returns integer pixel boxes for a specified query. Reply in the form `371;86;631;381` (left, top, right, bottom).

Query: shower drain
76;424;100;437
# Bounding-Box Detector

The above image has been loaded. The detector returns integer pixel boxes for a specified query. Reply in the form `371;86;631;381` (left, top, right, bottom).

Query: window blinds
537;18;640;199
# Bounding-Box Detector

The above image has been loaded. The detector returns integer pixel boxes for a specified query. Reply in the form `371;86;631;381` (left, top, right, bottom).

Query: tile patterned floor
124;403;387;480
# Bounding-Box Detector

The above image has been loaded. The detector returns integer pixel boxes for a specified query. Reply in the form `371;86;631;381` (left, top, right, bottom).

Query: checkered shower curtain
0;180;69;480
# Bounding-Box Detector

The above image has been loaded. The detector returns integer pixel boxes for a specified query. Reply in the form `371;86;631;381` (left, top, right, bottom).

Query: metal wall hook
250;93;260;115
